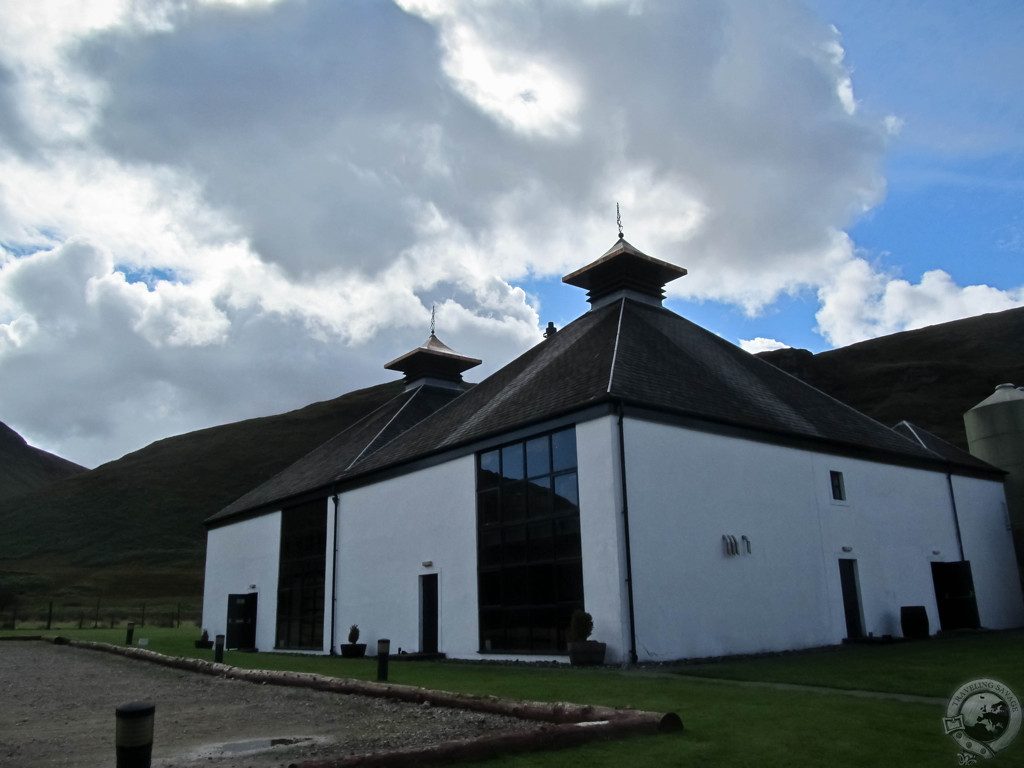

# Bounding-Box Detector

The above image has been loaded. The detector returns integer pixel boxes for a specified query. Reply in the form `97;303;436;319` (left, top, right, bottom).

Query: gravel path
0;643;538;768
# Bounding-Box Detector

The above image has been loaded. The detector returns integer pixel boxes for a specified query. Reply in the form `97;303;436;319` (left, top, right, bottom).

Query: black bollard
115;701;155;768
125;622;135;646
214;634;225;664
376;638;390;682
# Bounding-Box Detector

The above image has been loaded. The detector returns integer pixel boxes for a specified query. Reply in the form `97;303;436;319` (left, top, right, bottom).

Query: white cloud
739;337;790;354
0;0;1011;466
815;258;1024;347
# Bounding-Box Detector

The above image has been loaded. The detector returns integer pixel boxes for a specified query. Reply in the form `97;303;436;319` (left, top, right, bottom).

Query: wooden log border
45;637;682;765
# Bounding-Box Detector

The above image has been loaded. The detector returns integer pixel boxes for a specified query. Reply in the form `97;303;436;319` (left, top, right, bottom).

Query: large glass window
276;500;326;649
476;427;583;653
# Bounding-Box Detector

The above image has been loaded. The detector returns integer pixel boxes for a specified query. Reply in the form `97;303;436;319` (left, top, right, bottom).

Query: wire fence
0;599;201;631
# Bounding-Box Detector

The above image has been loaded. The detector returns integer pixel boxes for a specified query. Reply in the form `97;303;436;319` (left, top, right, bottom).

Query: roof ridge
607;298;626;393
211;384;412;518
345;385;424;470
894;420;933;455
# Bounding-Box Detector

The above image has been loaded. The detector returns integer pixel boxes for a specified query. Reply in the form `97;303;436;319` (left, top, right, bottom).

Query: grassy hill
0;381;403;605
2;306;1021;610
0;422;86;500
757;306;1024;450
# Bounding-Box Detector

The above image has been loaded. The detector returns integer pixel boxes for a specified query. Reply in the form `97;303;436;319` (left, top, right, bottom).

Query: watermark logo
944;678;1021;761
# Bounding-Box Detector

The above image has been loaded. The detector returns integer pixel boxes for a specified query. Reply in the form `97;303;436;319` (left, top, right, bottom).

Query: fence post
46;601;53;630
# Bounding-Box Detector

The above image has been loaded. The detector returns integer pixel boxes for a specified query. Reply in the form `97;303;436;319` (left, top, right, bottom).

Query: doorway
226;592;258;650
838;559;864;640
420;574;438;654
931;561;980;630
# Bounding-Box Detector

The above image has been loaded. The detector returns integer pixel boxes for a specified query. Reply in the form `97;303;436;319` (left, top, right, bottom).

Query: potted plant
340;624;367;658
194;629;214;649
567;609;606;666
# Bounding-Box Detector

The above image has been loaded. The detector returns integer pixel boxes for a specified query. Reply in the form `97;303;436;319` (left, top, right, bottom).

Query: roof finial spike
430;303;436;336
616;202;624;240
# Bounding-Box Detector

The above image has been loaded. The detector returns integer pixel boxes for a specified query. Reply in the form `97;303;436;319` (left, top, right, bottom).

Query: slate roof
208;383;464;523
350;298;961;478
210;295;999;526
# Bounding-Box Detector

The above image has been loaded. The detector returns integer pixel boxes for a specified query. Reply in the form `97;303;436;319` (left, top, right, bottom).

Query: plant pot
340;643;367;658
194;640;214;649
568;640;606;666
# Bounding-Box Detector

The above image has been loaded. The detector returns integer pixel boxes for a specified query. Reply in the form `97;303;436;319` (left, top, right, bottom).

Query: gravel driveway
0;642;537;767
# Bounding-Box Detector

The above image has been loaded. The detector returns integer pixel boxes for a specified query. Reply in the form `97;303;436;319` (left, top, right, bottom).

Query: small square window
830;470;846;502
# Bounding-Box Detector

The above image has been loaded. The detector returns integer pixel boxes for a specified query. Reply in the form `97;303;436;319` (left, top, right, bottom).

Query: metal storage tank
964;383;1024;585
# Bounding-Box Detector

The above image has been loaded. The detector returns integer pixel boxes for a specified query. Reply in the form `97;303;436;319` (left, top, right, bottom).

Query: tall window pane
476;426;582;653
276;500;326;650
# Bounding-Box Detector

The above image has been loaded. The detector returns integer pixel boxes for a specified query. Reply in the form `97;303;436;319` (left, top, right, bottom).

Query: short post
376;638;390;682
125;622;135;646
214;634;225;664
115;701;155;768
46;601;53;630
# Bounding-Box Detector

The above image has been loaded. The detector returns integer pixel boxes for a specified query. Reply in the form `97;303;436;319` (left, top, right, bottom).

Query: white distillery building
202;237;1024;663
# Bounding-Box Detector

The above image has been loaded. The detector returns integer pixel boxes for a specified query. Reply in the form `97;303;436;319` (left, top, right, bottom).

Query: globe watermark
943;678;1021;761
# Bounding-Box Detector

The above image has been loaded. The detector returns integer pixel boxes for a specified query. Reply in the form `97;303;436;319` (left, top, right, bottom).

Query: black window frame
275;499;327;650
830;470;847;502
476;426;583;654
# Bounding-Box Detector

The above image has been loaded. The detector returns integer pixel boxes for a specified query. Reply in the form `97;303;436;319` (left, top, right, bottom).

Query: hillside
0;422;86;500
2;306;1020;607
758;306;1024;450
0;381;403;602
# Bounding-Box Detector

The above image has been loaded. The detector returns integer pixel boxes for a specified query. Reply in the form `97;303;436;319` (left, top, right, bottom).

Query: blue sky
663;1;1024;351
0;0;1020;466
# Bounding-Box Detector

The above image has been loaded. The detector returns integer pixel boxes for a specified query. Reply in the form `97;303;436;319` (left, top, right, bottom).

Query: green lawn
3;627;1021;767
674;631;1024;699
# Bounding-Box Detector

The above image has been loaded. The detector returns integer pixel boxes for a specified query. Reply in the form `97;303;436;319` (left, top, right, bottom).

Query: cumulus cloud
0;0;1013;466
816;257;1024;347
739;337;790;355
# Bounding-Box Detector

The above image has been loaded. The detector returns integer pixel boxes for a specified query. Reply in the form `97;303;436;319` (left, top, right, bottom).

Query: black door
421;574;438;654
932;561;981;630
838;559;864;640
226;592;258;650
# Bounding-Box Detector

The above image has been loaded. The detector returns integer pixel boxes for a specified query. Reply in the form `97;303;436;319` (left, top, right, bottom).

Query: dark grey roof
347;299;1002;481
207;383;464;524
892;421;1000;473
211;296;1001;527
346;303;621;476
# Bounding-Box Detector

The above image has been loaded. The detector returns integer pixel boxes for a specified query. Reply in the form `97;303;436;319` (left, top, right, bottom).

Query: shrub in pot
567;609;606;666
194;629;214;649
340;624;367;658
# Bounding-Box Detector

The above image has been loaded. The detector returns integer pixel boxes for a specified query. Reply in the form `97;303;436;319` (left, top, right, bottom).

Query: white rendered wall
576;416;629;663
334;456;484;659
202;512;281;651
622;418;1022;661
952;474;1024;628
